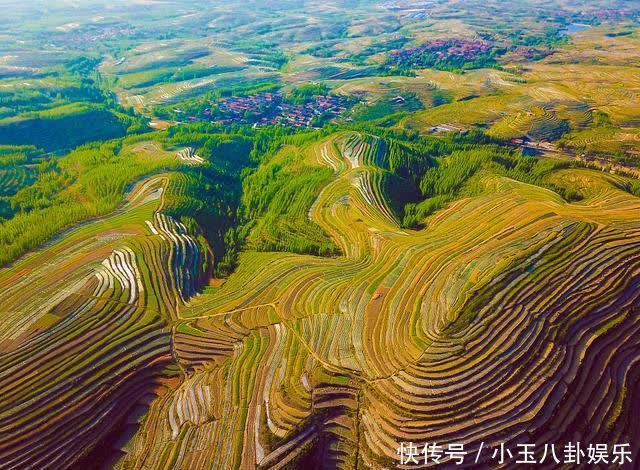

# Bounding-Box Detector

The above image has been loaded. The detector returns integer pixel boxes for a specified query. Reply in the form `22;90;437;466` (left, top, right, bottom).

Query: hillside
0;106;133;151
0;0;639;468
2;129;640;468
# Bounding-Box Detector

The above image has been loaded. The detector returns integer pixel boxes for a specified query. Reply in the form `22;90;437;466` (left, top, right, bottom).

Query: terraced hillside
0;162;208;467
0;132;621;468
182;138;638;468
1;128;639;469
1;0;639;468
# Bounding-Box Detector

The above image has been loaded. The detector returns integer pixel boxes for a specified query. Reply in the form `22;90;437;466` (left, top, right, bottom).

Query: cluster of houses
271;95;348;127
198;92;349;128
217;92;280;118
588;8;637;20
53;26;138;48
390;38;492;65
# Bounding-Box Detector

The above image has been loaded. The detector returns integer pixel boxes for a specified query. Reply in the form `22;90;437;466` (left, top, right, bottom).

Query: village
388;38;496;70
184;91;351;128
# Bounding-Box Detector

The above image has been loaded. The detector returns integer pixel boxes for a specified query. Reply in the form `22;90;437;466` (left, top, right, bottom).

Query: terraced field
389;37;640;157
2;1;639;468
2;133;623;468
0;162;207;467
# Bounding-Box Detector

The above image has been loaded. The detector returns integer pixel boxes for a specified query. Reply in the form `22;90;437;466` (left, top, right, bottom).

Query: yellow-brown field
1;2;640;467
3;134;639;468
333;28;640;157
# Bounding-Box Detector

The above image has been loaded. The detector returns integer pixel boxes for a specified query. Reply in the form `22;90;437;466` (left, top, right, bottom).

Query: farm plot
0;168;209;468
117;131;640;468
